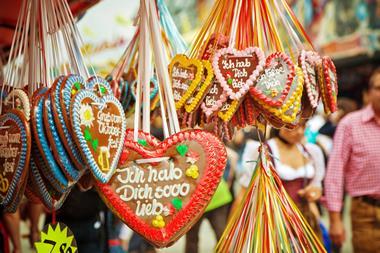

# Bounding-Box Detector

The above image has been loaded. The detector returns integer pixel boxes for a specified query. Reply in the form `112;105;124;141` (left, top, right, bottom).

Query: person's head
367;68;380;113
271;123;306;145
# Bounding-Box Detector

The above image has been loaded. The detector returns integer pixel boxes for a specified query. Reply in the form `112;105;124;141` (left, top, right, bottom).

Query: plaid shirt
325;105;380;212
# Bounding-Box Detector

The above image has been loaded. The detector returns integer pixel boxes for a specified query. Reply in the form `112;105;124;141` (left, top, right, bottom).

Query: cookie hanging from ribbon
71;90;127;183
319;56;338;114
253;66;304;126
299;50;320;109
3;89;31;120
250;52;295;108
0;109;31;208
169;54;203;109
51;75;86;170
213;47;265;100
184;60;214;113
96;129;226;247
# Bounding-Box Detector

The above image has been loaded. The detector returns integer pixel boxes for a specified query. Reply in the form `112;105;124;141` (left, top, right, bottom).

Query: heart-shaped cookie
243;96;260;127
169;54;203;109
299;50;320;108
253;66;304;125
0;109;31;207
96;129;226;247
200;79;227;118
213;47;265;100
5;172;28;213
184;60;214;113
250;52;295;107
3;89;31;120
51;76;86;170
28;158;70;210
31;89;70;192
71;90;127;183
217;96;240;122
319;56;338;113
44;93;83;182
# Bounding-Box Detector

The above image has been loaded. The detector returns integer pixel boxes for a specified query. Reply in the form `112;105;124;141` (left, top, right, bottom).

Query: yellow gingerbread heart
169;54;204;110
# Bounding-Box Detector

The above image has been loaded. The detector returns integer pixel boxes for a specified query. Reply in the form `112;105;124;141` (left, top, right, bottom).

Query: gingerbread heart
28;158;70;210
217;96;240;122
0;109;31;207
299;50;320;108
300;88;316;119
51;75;86;170
71;90;127;183
250;52;295;107
184;60;214;113
278;67;304;124
5;172;28;213
200;79;227;118
96;129;226;247
44;93;83;182
31;89;70;192
253;66;304;125
213;47;265;100
319;56;338;113
3;89;31;120
169;54;203;109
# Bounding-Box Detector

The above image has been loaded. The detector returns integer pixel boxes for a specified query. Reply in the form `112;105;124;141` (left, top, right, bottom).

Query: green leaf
176;144;188;157
84;127;92;141
138;139;148;147
172;198;182;210
92;139;99;152
100;85;106;95
74;82;81;90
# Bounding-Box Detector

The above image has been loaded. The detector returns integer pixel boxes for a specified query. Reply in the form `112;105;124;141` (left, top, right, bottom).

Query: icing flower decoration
186;164;199;179
152;215;165;229
271;88;278;97
186;150;200;164
99;85;107;95
79;103;95;127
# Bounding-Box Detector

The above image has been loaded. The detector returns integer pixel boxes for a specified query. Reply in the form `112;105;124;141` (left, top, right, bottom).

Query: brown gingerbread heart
0;109;31;208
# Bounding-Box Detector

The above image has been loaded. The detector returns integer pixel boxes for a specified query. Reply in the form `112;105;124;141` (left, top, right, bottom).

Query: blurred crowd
0;68;379;253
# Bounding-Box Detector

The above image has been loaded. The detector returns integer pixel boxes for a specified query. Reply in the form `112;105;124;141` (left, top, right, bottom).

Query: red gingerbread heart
96;129;226;247
319;56;338;113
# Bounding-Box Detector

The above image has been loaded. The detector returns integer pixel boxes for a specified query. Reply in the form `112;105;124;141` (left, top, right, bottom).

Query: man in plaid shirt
325;68;380;252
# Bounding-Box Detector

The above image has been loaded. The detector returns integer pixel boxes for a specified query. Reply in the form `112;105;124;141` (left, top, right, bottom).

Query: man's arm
324;119;352;246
